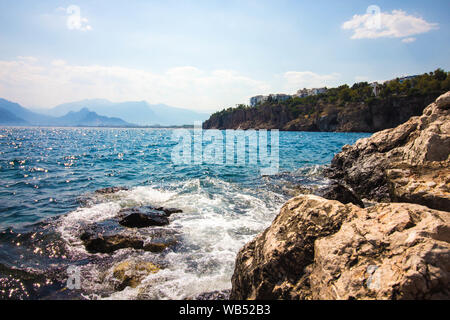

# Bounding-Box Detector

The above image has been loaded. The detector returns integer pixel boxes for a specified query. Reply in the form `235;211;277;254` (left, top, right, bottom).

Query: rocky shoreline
203;94;442;133
230;92;450;300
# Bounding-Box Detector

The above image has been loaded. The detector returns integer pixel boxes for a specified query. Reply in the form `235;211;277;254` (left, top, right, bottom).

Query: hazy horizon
26;98;210;115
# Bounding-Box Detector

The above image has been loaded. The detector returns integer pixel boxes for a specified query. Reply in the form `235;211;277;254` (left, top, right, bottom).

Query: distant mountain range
0;98;132;127
0;98;210;127
37;99;210;126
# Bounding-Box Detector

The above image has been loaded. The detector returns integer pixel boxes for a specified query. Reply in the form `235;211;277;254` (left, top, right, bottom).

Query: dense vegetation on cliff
203;69;450;132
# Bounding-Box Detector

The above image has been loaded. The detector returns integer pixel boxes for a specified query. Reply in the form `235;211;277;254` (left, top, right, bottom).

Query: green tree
433;68;447;81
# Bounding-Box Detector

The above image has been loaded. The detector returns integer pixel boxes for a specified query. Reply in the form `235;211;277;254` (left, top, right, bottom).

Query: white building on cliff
249;87;327;107
293;87;327;98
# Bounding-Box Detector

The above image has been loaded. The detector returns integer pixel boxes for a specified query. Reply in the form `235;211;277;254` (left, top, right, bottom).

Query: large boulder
230;195;360;299
311;202;450;299
231;195;450;300
326;91;450;211
231;92;450;300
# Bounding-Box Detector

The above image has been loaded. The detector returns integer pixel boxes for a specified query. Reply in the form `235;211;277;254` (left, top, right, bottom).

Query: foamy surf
54;177;285;299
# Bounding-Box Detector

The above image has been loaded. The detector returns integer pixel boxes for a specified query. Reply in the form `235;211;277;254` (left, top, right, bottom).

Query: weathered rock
231;195;450;300
310;202;450;300
318;182;364;207
231;92;450;300
113;260;159;291
327;91;450;211
95;186;128;194
387;163;450;211
230;195;359;299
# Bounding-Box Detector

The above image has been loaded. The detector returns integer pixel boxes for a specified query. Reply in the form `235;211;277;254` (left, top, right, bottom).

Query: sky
0;0;449;113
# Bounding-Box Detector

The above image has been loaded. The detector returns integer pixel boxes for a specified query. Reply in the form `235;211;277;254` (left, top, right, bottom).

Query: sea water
0;127;370;299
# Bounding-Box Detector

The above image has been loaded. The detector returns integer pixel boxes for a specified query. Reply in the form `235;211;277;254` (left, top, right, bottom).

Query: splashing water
0;128;370;299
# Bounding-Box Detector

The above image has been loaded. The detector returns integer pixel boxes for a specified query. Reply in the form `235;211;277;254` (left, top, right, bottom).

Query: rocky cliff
326;91;450;211
203;94;441;132
231;92;450;300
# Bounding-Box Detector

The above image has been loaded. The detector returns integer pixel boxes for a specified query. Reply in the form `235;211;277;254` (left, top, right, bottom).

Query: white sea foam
57;177;285;299
57;202;122;254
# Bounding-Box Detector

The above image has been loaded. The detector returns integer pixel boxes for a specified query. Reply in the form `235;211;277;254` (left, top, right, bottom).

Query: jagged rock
387;163;450;211
231;92;450;300
95;187;128;194
317;182;364;207
310;202;450;299
112;260;159;291
327;91;450;211
231;195;450;300
230;195;359;299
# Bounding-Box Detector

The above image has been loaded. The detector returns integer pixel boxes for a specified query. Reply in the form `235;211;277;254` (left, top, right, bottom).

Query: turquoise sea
0;127;370;299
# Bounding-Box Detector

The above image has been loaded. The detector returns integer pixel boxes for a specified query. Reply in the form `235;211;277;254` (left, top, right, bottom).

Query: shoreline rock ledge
231;92;450;300
326;91;450;211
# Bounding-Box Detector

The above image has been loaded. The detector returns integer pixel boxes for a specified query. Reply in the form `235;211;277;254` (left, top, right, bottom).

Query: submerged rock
80;233;145;254
113;260;160;291
95;186;129;194
326;91;450;211
231;195;450;300
143;241;176;253
118;206;182;228
80;232;176;254
119;212;169;228
78;205;182;253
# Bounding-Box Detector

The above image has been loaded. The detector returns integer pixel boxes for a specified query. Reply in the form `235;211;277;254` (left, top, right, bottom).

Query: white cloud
17;56;39;63
402;37;416;43
0;57;346;111
0;57;271;112
283;71;340;91
342;9;438;41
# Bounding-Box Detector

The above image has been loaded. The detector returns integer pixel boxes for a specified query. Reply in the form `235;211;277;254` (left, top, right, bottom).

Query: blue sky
0;0;449;112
